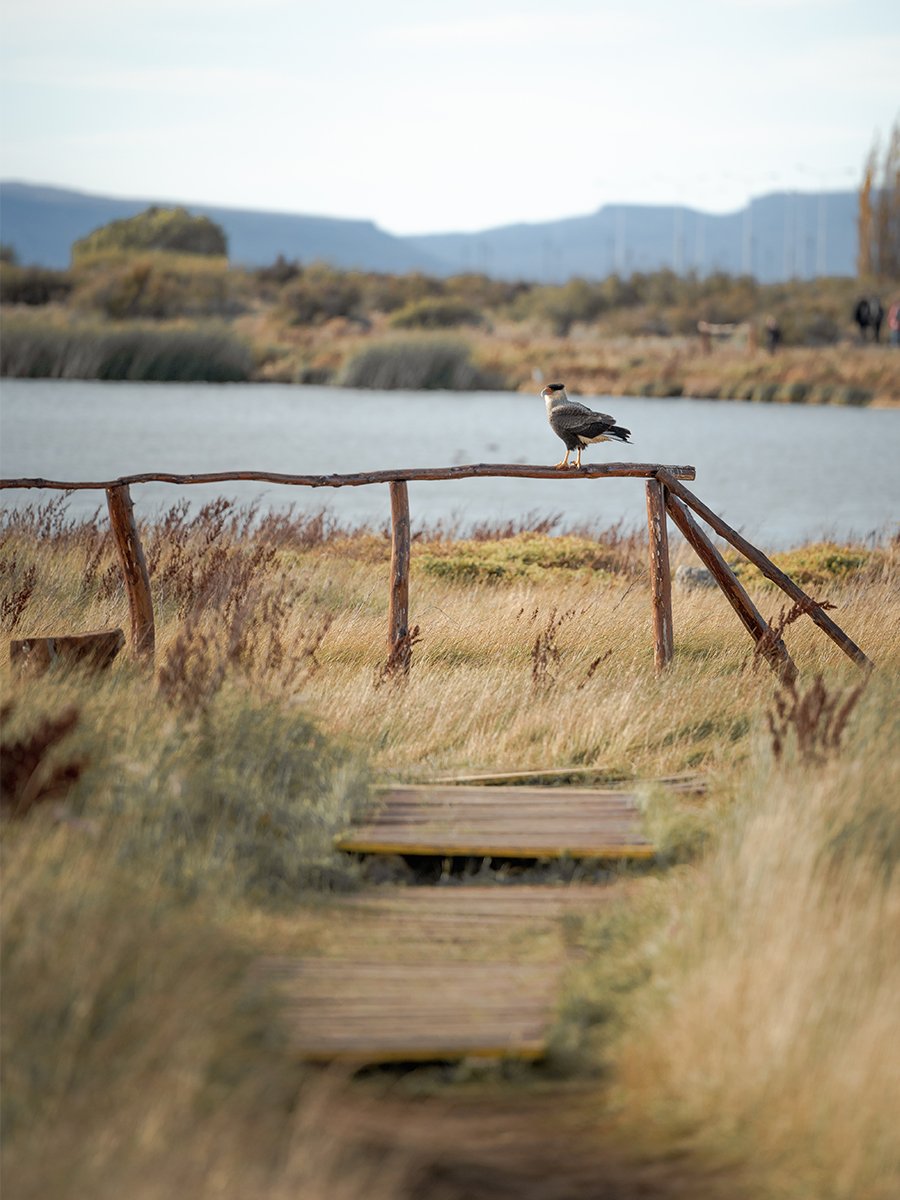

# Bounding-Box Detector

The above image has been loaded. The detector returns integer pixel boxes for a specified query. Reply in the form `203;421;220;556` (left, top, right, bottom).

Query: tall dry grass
1;498;898;1198
595;679;900;1200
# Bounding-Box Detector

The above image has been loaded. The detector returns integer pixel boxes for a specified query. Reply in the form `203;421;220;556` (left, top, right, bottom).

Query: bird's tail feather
609;425;631;443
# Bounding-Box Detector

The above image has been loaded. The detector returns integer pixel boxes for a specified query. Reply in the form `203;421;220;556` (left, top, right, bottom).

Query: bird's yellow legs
553;451;571;470
575;446;583;469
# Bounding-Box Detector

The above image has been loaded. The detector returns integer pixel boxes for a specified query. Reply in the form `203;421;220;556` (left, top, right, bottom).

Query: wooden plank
105;484;155;664
645;478;674;670
336;786;654;859
656;469;873;670
388;479;411;664
664;492;797;683
417;769;707;793
258;956;562;1063
338;885;613;914
0;463;698;491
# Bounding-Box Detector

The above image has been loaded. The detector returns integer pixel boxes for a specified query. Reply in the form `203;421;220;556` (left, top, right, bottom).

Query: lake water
1;379;899;546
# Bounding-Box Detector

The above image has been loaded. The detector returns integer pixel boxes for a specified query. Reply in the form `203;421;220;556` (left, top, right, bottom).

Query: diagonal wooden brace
656;470;872;671
665;492;797;683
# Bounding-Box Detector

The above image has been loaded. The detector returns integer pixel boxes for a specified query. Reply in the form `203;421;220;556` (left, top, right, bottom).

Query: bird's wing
550;404;616;436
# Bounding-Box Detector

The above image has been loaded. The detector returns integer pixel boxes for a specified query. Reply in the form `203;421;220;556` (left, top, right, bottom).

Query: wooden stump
10;629;125;676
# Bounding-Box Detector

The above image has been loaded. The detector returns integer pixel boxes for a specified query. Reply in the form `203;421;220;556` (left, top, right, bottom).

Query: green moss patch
417;533;625;583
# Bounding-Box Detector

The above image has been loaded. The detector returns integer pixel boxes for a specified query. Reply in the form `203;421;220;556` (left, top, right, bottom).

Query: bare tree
858;119;900;281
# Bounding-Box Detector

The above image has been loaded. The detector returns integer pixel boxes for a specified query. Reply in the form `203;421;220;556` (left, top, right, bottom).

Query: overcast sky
1;0;897;234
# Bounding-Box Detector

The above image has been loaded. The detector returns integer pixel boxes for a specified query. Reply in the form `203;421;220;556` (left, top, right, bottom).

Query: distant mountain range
0;181;859;283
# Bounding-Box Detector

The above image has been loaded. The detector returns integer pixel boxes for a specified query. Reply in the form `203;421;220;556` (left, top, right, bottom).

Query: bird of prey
541;383;631;469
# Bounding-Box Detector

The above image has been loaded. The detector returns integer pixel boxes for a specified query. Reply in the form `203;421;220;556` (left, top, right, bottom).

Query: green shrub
773;382;810;404
833;386;873;406
512;277;607;335
418;533;622;583
74;257;235;320
750;383;779;403
638;379;683;398
73;206;228;259
253;254;302;286
733;542;880;589
389;298;485;330
280;271;361;325
339;337;503;390
0;264;73;306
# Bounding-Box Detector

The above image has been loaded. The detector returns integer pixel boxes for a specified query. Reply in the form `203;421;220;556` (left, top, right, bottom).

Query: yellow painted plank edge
335;836;656;859
294;1040;548;1064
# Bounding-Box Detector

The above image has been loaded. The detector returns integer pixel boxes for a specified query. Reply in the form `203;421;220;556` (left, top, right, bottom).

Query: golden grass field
2;497;898;1199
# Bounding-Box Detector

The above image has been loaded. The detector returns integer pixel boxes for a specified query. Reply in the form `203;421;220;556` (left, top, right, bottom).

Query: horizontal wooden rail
0;462;696;491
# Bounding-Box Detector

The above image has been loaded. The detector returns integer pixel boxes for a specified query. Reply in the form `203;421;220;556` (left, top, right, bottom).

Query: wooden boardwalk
260;886;613;1063
336;785;655;860
262;786;655;1064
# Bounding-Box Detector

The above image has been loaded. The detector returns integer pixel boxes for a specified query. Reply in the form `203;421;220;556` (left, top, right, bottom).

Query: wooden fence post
106;484;155;665
645;479;674;670
664;493;797;683
388;481;411;666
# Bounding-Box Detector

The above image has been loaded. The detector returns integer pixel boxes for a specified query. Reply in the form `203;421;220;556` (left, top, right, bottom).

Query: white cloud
1;58;304;97
379;10;645;48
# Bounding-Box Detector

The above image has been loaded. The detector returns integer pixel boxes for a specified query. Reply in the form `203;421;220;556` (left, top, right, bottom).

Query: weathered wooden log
0;463;697;491
664;493;797;683
655;470;872;670
645;479;674;670
10;629;125;676
388;480;411;662
105;484;155;664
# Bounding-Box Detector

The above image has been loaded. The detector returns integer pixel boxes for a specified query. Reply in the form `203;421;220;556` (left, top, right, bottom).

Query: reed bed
0;316;254;382
1;497;898;1198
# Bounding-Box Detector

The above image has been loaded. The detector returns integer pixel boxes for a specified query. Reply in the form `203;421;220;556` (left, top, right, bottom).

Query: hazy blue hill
406;193;858;283
0;180;857;283
0;182;441;274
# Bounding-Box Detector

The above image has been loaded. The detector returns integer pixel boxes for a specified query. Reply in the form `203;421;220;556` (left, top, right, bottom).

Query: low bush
0;264;74;306
733;541;883;589
72;206;228;259
280;270;362;325
389;298;484;330
417;532;638;583
339;337;504;390
74;256;236;320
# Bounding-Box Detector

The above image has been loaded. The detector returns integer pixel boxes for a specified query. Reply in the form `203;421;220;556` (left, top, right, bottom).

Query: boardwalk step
337;786;655;860
258;957;562;1063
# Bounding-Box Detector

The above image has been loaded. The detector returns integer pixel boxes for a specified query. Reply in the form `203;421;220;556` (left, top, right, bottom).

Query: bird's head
541;381;568;412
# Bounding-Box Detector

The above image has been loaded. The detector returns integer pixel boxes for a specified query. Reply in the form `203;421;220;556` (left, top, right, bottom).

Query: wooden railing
0;462;872;677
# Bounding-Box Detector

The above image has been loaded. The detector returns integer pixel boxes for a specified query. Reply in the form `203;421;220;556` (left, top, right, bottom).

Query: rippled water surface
2;380;899;546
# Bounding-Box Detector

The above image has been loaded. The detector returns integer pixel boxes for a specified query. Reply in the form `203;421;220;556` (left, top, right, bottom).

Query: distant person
854;296;884;343
889;300;900;347
870;296;884;342
764;315;782;353
854;296;870;339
